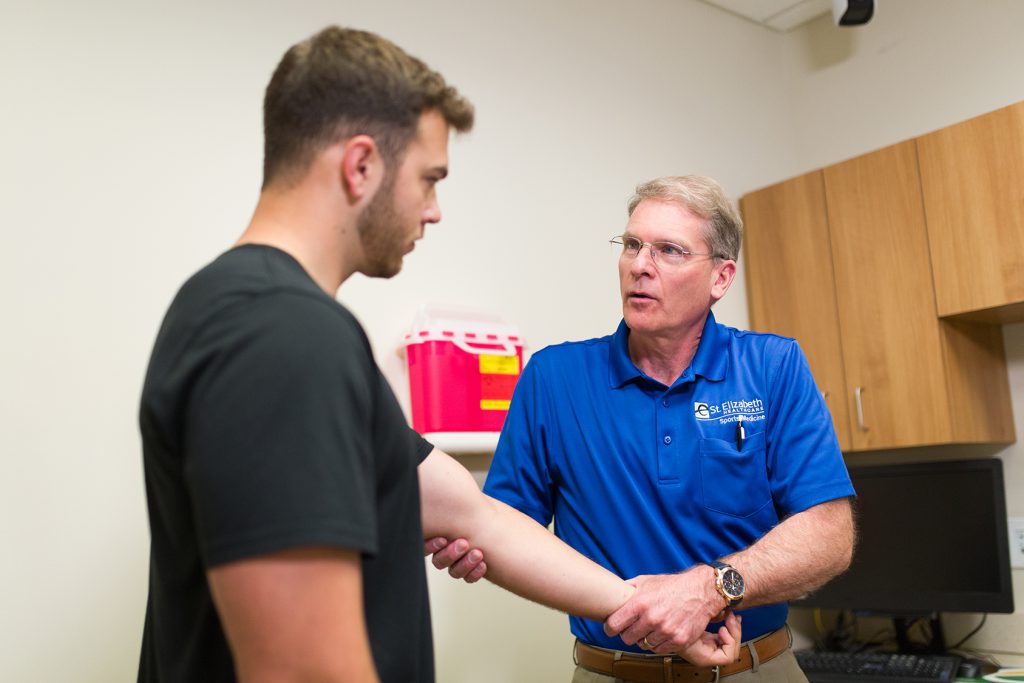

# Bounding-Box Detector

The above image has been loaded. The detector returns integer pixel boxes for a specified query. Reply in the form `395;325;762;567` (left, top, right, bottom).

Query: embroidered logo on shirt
694;398;766;424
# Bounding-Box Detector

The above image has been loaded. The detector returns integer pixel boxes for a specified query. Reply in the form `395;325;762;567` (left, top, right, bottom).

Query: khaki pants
572;646;809;683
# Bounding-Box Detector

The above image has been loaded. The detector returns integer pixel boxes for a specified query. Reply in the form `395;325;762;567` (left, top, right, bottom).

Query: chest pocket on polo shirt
699;431;770;518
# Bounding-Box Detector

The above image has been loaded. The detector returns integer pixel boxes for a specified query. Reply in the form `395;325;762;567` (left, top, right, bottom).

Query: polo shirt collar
608;320;640;388
690;310;728;382
608;311;729;388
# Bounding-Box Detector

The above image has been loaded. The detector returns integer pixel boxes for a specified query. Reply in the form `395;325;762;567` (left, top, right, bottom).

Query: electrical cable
950;614;988;649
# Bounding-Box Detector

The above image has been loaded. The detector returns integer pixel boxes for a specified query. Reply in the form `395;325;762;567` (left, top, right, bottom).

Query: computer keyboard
795;649;962;683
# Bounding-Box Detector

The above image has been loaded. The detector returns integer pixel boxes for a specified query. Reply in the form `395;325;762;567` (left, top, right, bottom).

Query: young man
438;176;855;682
137;29;739;683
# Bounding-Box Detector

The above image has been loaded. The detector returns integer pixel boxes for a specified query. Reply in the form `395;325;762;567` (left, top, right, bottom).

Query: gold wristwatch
707;561;744;608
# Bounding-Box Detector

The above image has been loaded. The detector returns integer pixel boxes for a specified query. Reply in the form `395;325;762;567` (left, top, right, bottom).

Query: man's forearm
603;499;852;653
476;495;634;619
725;498;855;608
419;448;633;620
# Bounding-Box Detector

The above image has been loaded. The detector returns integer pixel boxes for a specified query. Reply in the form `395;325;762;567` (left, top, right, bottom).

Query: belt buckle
710;665;720;683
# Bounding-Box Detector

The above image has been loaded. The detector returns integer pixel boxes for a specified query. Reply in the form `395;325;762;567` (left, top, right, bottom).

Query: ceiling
699;0;831;32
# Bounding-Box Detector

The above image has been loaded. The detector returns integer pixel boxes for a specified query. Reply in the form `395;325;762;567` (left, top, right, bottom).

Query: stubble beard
357;170;407;279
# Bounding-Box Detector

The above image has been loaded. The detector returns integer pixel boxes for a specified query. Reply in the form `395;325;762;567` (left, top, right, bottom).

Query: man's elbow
833;537;854;575
829;501;857;576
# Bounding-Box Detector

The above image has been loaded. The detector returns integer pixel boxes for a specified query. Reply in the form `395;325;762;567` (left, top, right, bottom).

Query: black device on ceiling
833;0;875;26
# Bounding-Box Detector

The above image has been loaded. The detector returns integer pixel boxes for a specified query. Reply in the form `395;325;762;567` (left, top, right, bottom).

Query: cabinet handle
855;386;867;431
821;390;830;402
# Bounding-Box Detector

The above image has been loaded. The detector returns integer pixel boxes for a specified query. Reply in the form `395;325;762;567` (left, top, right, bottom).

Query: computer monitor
794;458;1014;650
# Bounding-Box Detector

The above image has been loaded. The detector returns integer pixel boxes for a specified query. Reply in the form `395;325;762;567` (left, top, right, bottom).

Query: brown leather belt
575;625;791;683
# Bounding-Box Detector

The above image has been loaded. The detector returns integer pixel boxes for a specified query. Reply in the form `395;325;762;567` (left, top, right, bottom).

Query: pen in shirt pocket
735;416;745;452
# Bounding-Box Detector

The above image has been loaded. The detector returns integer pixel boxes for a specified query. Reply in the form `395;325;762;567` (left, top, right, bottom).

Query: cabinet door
917;101;1024;322
823;141;952;450
741;171;852;450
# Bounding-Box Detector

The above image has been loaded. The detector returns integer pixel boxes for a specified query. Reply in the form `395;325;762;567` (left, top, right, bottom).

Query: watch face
722;568;744;598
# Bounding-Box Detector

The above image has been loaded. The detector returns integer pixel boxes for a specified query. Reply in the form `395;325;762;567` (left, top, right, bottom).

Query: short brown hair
262;26;474;188
627;175;743;262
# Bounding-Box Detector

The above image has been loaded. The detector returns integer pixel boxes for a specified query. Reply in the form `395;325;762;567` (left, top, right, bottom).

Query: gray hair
627;175;743;262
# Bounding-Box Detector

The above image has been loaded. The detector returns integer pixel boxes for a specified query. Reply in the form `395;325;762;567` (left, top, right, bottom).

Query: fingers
637;613;743;662
426;537;487;582
462;560;487;584
428;538;465;569
447;548;484;580
698;614;744;665
603;598;641;636
430;539;466;570
614;605;692;651
679;633;730;665
637;632;685;655
641;631;692;655
616;611;679;651
717;613;741;659
667;613;744;665
638;634;669;654
619;618;658;648
424;537;448;557
722;612;741;645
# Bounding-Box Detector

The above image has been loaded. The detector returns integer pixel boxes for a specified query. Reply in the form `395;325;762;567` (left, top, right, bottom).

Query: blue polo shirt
484;312;853;651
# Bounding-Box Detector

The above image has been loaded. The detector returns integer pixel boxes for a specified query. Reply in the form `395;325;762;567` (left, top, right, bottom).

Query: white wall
1;1;1021;681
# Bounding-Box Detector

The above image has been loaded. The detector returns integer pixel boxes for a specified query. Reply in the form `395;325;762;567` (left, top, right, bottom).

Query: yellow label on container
480;399;511;411
479;354;520;375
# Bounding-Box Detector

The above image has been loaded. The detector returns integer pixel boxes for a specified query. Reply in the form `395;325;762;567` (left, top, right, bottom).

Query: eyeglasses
609;235;720;267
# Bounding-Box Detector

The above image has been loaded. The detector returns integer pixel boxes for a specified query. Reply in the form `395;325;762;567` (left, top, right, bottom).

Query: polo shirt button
662;400;669;407
663;435;672;444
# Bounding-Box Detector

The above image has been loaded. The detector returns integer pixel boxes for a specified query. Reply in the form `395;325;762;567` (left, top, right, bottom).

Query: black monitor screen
795;458;1014;615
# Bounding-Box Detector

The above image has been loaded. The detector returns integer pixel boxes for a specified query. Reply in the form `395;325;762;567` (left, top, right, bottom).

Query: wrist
696;564;729;617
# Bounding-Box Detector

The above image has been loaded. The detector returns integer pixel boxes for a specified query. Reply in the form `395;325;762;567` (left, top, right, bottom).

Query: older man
440;175;855;682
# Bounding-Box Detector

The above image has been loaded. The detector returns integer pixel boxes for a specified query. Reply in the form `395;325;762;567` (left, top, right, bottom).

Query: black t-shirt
137;244;434;682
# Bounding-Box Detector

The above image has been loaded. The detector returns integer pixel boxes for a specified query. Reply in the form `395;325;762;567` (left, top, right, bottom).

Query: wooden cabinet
741;171;852;451
822;142;1014;449
741;141;1015;453
917;101;1024;323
